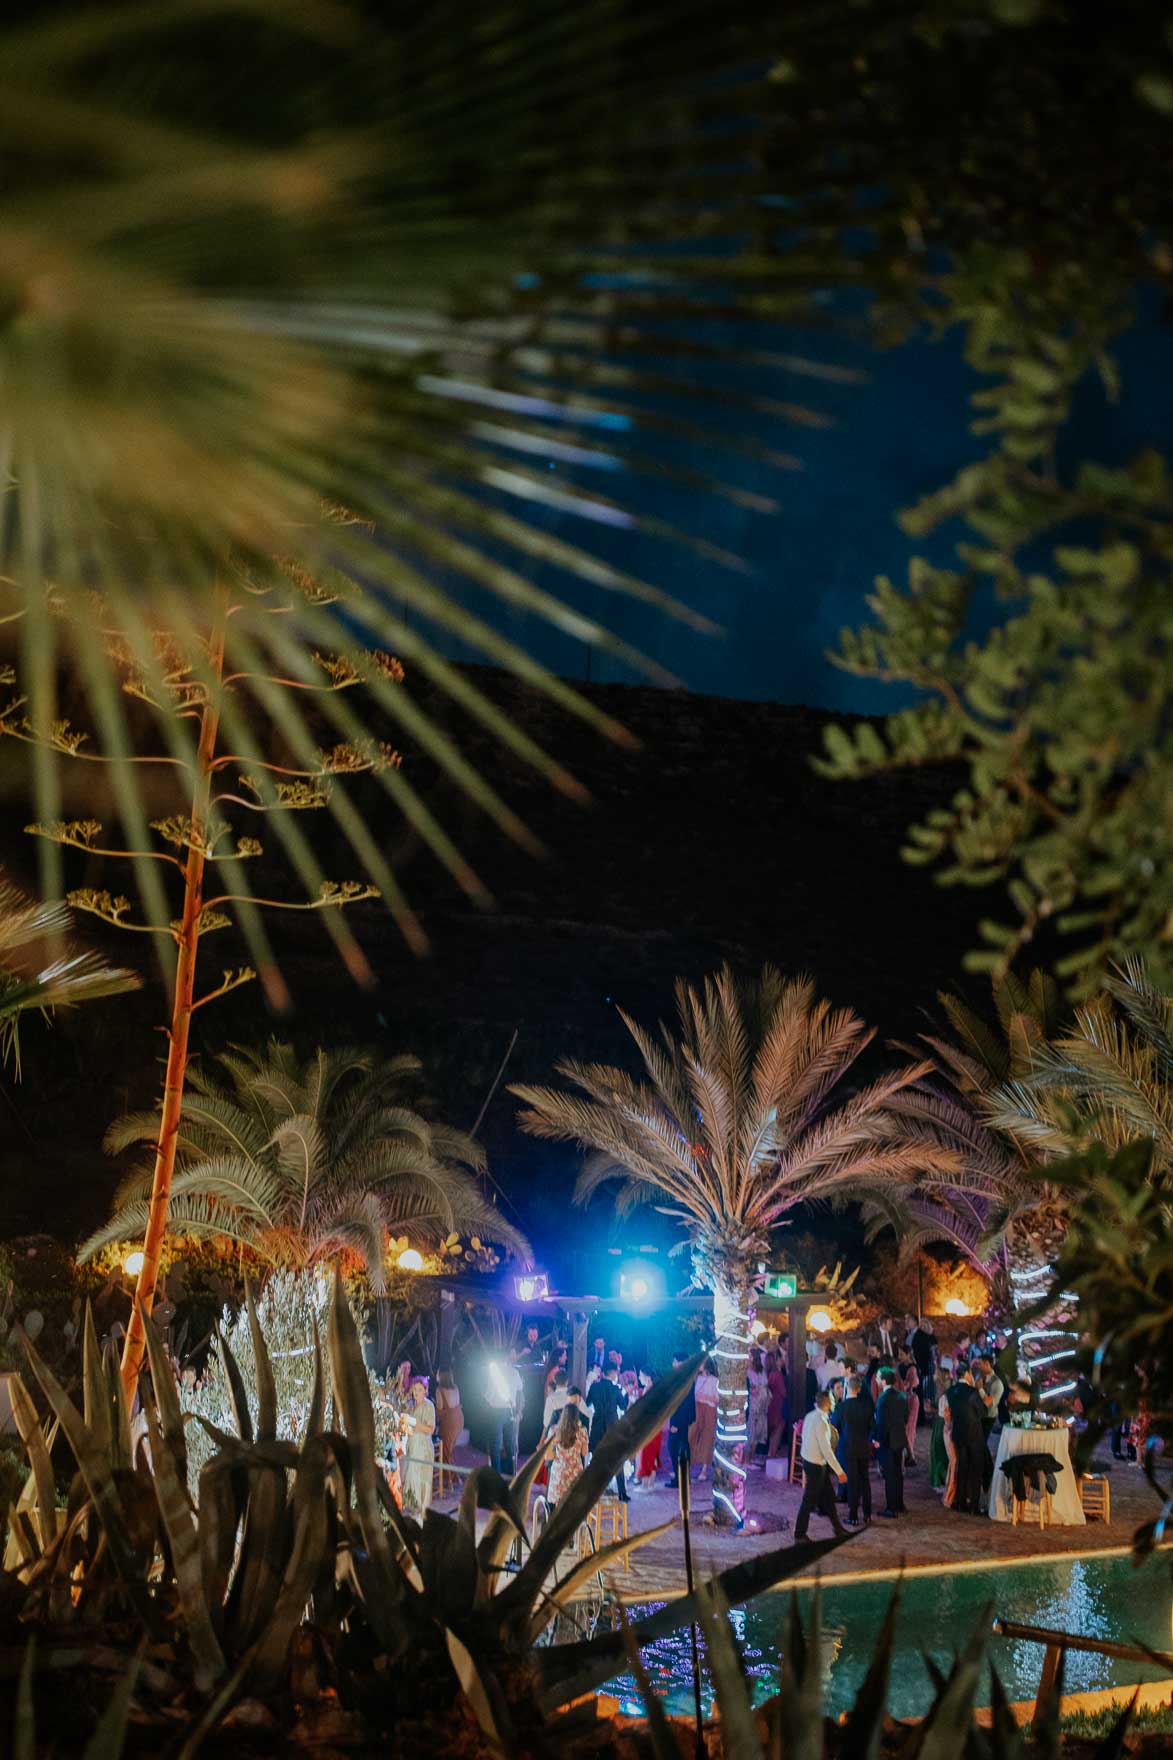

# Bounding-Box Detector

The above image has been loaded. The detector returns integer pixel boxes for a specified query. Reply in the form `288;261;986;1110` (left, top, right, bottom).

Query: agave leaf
696;1578;760;1760
5;1510;38;1568
82;1651;141;1760
21;1333;163;1637
326;1273;406;1649
225;1464;288;1656
243;1279;277;1444
617;1609;678;1760
418;1510;478;1625
476;1432;551;1581
142;1391;225;1689
842;1584;900;1760
197;1457;243;1635
500;1352;702;1616
1097;1691;1138;1760
533;1532;849;1711
7;1374;57;1551
777;1586;822;1760
306;1316;324;1439
214;1323;254;1444
986;1664;1025;1758
139;1305;186;1483
445;1627;506;1750
106;1343;133;1474
82;1304;112;1459
916;1607;992;1760
248;1435;336;1691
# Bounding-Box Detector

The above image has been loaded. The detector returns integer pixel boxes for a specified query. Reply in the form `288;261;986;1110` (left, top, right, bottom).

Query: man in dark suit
946;1368;987;1514
869;1314;899;1360
586;1364;629;1501
871;1368;909;1517
832;1373;875;1526
589;1336;607;1373
666;1353;696;1489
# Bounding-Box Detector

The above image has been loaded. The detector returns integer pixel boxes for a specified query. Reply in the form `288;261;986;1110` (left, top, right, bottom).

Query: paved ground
438;1434;1154;1600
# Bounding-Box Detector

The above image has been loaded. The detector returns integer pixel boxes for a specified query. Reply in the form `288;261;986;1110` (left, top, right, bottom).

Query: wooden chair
1079;1473;1111;1522
590;1496;630;1568
1011;1469;1053;1528
789;1420;804;1484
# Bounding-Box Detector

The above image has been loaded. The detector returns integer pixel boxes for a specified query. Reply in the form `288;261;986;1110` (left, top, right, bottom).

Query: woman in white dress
402;1377;437;1515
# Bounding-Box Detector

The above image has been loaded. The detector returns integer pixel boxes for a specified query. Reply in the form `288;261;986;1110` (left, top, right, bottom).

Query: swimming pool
601;1553;1173;1720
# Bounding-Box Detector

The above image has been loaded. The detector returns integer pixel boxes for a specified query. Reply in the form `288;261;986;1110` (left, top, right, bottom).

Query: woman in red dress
634;1370;664;1487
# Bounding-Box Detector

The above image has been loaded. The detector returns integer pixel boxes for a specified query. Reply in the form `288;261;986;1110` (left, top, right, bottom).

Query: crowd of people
373;1308;1110;1537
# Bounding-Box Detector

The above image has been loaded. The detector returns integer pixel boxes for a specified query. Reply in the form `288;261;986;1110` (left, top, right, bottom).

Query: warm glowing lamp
397;1247;424;1272
808;1308;833;1334
944;1297;968;1316
123;1249;145;1277
750;1319;767;1339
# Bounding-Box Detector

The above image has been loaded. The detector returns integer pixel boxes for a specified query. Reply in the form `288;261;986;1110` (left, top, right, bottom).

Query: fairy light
713;1449;747;1479
1018;1329;1074;1344
711;1488;744;1527
1041;1380;1077;1400
1030;1348;1076;1369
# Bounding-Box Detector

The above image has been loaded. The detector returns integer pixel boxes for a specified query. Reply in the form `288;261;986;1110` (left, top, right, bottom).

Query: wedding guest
945;1367;986;1515
930;1367;954;1501
689;1358;719;1481
872;1368;909;1517
794;1389;847;1541
586;1363;629;1501
748;1348;770;1461
634;1371;664;1487
667;1353;696;1487
900;1360;921;1465
832;1373;874;1527
766;1351;788;1457
402;1377;436;1515
547;1404;589;1510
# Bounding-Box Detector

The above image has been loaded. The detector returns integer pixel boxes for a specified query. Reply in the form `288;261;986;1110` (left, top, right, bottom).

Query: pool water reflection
599;1554;1173;1720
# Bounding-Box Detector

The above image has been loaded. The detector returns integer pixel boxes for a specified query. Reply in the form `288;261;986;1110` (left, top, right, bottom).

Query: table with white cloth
988;1423;1085;1525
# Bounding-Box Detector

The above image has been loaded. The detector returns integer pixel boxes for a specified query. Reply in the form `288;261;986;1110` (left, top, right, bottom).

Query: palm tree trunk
710;1279;753;1527
119;617;224;1399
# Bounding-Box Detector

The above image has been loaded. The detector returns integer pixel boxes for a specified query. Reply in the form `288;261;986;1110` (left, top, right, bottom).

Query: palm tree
879;969;1069;1283
0;875;139;1074
511;966;958;1526
78;1041;529;1284
985;958;1173;1182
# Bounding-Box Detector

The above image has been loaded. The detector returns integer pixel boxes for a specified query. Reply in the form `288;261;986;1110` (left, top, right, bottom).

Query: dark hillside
0;670;979;1268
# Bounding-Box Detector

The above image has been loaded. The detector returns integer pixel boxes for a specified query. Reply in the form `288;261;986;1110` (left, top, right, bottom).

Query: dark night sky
411;292;1173;711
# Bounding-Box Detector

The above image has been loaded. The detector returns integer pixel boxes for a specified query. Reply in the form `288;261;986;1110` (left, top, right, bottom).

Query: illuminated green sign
762;1271;797;1300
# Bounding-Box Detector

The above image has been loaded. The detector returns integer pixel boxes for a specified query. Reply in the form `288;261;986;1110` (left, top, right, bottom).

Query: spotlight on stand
619;1261;663;1308
514;1272;549;1303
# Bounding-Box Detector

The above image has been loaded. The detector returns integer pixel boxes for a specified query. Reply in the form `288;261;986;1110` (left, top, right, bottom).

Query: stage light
397;1247;424;1272
619;1260;663;1307
514;1272;549;1303
808;1308;833;1334
123;1249;145;1277
944;1297;968;1316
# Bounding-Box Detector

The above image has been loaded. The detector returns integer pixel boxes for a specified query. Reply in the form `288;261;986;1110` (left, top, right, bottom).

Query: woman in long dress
766;1352;788;1456
634;1371;664;1486
688;1358;719;1480
747;1348;770;1464
930;1367;951;1492
402;1377;437;1516
547;1405;589;1508
900;1361;920;1464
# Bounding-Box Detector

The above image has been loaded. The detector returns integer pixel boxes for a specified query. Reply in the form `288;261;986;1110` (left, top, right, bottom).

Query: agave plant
0;876;139;1076
0;1280;844;1753
512;965;959;1525
77;1040;529;1283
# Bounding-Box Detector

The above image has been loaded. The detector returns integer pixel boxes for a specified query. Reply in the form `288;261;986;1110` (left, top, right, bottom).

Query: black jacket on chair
832;1393;875;1461
871;1388;908;1452
586;1377;627;1450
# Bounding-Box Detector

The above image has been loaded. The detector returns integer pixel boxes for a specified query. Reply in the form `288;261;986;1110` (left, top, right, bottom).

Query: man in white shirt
814;1341;842;1391
794;1389;848;1541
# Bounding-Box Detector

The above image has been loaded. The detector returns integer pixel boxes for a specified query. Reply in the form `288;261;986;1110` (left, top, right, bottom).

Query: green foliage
817;272;1173;994
78;1039;529;1279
